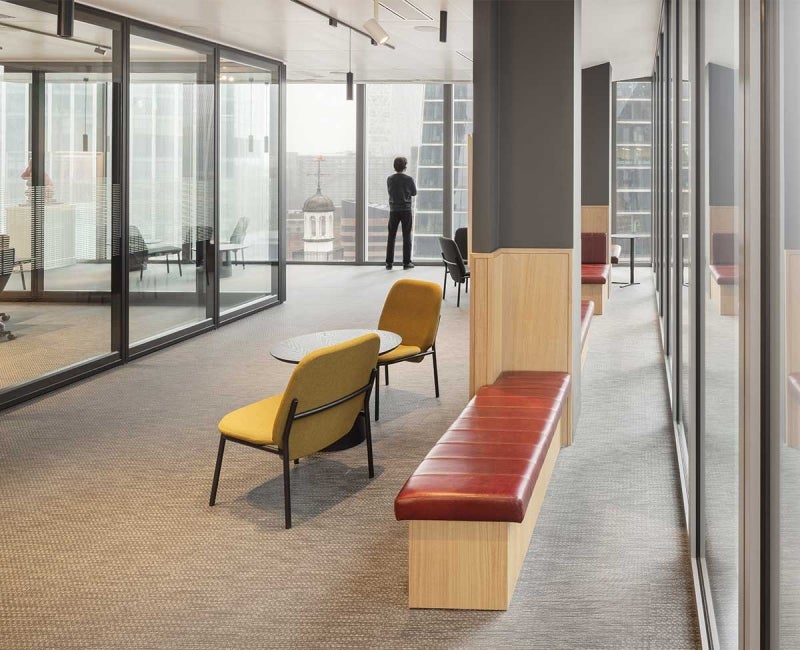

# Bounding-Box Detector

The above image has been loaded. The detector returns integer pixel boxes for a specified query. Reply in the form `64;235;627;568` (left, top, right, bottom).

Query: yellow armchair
375;279;442;420
209;333;380;528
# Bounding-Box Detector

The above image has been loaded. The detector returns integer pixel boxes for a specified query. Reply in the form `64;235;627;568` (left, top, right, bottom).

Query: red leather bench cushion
395;371;570;523
709;264;738;285
581;264;610;285
582;232;608;265
581;300;594;346
611;244;622;265
789;373;800;402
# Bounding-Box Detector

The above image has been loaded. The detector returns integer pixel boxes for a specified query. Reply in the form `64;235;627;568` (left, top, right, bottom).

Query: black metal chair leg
432;347;440;398
384;365;389;386
242;251;246;269
140;265;144;281
283;453;292;529
457;281;461;307
442;267;447;300
166;255;170;274
375;370;381;420
18;262;26;291
294;458;299;465
177;255;183;277
209;436;226;506
466;277;469;294
364;412;375;478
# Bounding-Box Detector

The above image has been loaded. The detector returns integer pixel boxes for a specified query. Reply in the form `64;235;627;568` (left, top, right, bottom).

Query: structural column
470;0;582;443
581;63;612;245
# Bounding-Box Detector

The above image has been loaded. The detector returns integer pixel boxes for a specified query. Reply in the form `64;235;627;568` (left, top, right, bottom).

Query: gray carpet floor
0;264;700;649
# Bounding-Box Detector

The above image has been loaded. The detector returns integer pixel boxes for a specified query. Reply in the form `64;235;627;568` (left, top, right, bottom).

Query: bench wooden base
709;273;737;315
407;420;561;610
581;283;605;315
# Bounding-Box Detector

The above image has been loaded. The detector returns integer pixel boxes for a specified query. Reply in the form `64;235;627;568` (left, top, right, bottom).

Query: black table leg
619;236;641;288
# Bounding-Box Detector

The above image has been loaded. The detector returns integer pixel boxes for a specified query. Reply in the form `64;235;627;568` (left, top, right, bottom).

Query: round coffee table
270;328;401;364
270;329;401;450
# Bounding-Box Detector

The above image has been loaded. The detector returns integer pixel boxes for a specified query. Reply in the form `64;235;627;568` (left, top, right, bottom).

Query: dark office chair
129;225;183;279
0;246;16;341
454;227;468;263
439;236;470;307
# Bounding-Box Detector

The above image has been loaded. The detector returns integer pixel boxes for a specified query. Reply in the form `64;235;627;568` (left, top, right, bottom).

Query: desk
271;329;401;449
611;233;651;287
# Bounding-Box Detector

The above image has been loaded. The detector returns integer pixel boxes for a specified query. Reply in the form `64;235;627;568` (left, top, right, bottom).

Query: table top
270;328;402;364
219;242;250;252
611;232;652;240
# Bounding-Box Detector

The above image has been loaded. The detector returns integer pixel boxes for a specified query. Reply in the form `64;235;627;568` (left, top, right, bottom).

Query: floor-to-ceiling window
218;53;280;314
365;84;445;263
285;84;356;263
452;83;473;235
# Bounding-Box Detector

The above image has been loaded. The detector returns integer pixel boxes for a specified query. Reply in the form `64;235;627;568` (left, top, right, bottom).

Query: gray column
581;63;611;206
473;0;581;252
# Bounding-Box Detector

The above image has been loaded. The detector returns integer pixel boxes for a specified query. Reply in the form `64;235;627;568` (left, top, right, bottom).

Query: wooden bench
581;232;610;315
581;300;594;369
394;370;571;610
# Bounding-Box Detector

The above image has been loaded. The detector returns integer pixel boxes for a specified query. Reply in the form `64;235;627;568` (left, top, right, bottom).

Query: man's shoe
385;264;392;270
403;262;415;270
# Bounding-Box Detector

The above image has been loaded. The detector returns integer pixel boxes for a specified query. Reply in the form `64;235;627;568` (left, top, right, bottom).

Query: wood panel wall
470;248;575;444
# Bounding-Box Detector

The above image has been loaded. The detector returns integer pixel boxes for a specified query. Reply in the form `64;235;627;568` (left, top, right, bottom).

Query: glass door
128;29;215;347
218;53;280;315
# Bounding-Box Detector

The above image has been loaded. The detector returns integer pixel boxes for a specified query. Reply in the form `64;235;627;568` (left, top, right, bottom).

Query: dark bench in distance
581;232;610;314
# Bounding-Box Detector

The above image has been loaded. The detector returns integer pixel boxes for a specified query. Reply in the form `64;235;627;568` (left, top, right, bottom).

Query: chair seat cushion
709;264;738;285
581;264;611;285
379;343;423;363
790;373;800;402
218;393;282;445
611;244;622;265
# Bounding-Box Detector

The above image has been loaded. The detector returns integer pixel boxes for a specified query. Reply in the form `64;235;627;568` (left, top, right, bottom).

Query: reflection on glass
703;0;739;646
128;33;213;345
780;2;800;646
365;84;444;261
0;2;115;393
286;84;355;262
219;57;278;313
679;0;692;443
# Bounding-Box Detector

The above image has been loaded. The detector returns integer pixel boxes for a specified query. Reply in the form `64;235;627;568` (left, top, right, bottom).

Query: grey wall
581;63;611;206
473;0;580;252
708;63;735;207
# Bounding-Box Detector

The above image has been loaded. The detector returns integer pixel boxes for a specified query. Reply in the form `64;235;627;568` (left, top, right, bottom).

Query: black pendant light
82;77;89;152
346;28;354;101
439;10;448;43
57;0;75;38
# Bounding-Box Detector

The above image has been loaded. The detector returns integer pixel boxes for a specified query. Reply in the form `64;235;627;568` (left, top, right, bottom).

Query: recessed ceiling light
414;25;438;33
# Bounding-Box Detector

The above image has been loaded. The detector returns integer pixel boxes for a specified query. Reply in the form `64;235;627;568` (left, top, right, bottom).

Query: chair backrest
439;237;468;282
711;232;737;265
276;333;380;459
230;217;249;245
581;232;608;265
378;279;442;352
454;227;468;261
128;225;148;270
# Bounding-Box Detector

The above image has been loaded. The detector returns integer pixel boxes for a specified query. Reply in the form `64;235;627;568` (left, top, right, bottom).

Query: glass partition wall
652;0;745;646
0;1;284;409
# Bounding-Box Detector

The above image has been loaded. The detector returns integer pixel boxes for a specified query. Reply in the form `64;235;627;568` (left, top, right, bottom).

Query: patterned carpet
0;264;700;648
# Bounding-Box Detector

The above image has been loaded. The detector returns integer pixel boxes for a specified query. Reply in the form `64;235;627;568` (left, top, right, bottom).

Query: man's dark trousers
386;210;412;266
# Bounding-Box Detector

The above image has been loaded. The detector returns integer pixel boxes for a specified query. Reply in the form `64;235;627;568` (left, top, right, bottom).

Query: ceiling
0;0;662;83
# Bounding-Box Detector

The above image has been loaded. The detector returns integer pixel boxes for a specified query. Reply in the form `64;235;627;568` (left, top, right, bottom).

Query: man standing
386;156;417;270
